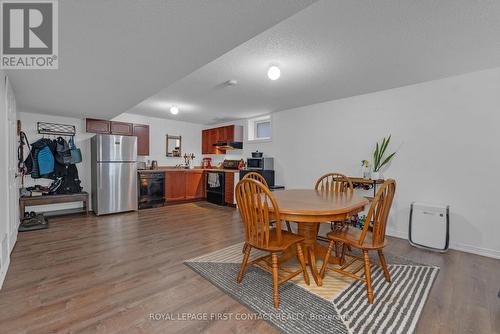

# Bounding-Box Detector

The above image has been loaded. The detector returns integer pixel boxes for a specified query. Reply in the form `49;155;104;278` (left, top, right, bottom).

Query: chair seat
326;226;385;250
249;229;305;251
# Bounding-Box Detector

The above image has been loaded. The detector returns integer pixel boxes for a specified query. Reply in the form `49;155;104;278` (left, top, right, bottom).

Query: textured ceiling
127;0;500;124
6;0;317;118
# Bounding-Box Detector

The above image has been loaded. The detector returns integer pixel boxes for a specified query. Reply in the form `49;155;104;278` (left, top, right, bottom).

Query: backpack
51;164;83;194
54;137;72;165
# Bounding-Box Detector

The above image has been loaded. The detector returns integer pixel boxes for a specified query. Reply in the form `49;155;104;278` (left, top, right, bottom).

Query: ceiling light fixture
170;106;179;115
267;65;281;80
225;79;238;86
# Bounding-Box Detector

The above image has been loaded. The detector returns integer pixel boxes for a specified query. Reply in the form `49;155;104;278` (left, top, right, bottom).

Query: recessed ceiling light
170;106;179;115
267;66;280;80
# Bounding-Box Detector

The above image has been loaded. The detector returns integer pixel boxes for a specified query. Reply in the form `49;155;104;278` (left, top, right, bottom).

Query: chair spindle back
242;172;269;188
235;178;282;249
358;179;396;246
315;173;354;194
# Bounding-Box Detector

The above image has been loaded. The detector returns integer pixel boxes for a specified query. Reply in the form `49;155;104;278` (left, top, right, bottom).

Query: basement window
248;115;271;141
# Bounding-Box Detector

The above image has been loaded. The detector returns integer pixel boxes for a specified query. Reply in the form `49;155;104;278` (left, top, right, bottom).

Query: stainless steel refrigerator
91;134;138;215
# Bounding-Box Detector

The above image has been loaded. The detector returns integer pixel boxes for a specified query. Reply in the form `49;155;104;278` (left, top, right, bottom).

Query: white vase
371;171;381;180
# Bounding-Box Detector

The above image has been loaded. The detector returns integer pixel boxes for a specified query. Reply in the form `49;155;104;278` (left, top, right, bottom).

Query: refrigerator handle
98;165;103;189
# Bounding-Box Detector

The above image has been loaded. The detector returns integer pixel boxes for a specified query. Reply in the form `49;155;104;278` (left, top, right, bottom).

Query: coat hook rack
37;122;76;137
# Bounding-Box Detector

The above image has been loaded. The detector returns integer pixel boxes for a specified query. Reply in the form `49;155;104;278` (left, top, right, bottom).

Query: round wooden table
271;189;369;286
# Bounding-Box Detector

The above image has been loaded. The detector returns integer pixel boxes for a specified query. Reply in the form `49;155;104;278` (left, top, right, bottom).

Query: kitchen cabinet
133;124;150;156
224;125;234;142
209;129;219;154
202;129;211;154
185;171;205;200
86;118;150;156
165;171;186;201
201;125;243;154
110;121;133;136
165;170;206;202
86;118;110;134
217;126;227;142
201;128;220;154
224;172;234;204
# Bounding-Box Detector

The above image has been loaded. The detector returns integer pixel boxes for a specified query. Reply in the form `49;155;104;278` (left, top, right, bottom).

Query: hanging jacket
24;138;55;179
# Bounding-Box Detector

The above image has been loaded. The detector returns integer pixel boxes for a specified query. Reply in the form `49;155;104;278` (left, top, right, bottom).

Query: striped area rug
185;242;439;334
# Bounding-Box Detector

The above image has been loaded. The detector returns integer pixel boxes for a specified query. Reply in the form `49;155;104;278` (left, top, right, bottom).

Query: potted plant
372;135;396;180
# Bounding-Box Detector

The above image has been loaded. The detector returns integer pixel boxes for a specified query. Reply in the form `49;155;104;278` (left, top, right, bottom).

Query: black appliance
206;171;225;205
138;172;165;209
222;159;240;169
239;170;275;187
246;157;274;171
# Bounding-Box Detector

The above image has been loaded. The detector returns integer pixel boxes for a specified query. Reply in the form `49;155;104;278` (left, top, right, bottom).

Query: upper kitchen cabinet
201;125;243;154
86;118;110;134
110;121;133;136
202;129;210;154
133;124;150;156
86;118;150;156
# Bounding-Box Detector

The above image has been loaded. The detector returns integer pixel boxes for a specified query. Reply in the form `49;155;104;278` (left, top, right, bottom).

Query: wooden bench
19;192;89;218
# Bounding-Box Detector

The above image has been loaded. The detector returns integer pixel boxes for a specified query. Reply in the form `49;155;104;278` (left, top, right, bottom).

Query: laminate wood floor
0;203;498;333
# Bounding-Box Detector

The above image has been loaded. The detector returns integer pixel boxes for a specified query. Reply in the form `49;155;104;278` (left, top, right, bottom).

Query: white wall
259;67;500;258
113;113;204;166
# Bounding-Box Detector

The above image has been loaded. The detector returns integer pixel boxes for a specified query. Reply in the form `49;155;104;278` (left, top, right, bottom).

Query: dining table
270;189;369;286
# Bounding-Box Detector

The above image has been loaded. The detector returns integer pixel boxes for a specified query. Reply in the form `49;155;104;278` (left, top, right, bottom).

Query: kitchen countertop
138;167;240;173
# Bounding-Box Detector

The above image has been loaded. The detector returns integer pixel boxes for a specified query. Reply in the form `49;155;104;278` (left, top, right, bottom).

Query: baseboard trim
0;255;10;289
9;229;17;253
386;228;500;259
450;242;500;259
1;226;18;290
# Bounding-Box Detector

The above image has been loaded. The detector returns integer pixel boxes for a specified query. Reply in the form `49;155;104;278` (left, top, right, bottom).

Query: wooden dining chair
235;178;310;309
242;171;269;187
315;172;354;194
243;172;292;233
315;173;354;254
319;179;396;304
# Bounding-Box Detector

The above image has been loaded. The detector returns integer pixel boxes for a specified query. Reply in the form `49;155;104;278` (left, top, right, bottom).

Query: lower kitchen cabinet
224;172;234;204
165;170;206;202
185;171;205;200
165;171;186;201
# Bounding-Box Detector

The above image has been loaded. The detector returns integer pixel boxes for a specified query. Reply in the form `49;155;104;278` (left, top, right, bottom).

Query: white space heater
409;202;449;252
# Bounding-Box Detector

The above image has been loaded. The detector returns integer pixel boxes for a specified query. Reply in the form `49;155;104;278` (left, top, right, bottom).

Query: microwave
246;157;274;171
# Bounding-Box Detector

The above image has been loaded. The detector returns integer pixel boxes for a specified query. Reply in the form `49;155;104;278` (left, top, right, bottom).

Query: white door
5;77;18;252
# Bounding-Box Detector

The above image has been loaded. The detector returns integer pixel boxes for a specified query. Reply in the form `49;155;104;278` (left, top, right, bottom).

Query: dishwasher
138;172;165;209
